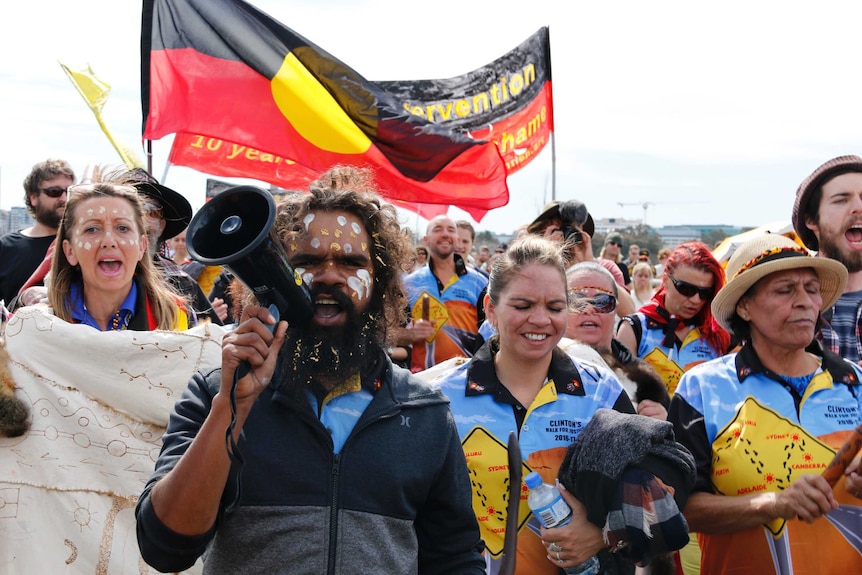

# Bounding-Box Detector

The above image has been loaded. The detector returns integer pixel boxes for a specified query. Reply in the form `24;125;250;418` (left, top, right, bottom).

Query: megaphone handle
235;303;281;380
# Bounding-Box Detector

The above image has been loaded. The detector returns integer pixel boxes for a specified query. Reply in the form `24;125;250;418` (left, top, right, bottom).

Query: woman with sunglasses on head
617;241;731;398
564;261;669;423
429;236;635;575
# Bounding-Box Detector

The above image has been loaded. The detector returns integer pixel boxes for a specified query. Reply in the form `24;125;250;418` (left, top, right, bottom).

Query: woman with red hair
617;241;730;398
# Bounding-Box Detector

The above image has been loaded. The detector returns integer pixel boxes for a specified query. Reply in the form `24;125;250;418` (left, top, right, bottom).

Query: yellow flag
59;62;110;114
59;61;145;169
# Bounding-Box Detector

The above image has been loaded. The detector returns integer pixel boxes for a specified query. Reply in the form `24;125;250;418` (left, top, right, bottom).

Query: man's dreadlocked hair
273;165;411;345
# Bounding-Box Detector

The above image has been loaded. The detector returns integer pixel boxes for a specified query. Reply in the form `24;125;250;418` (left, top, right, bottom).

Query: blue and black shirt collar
464;338;588;401
735;338;859;386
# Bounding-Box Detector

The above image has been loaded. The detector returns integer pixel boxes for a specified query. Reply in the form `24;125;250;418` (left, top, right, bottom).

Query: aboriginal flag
141;0;509;211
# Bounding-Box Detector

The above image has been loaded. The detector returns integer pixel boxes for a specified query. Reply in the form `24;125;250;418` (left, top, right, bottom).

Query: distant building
593;217;641;235
653;224;742;249
0;207;34;236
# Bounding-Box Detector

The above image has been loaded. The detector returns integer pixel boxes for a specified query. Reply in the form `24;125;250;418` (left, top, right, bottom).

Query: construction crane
617;202;655;224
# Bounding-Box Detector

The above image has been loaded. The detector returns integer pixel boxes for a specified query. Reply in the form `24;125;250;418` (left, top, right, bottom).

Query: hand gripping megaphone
186;186;313;327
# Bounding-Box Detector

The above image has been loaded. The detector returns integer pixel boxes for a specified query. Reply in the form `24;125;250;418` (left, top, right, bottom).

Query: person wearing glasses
0;159;75;306
429;236;635;574
617;241;730;398
564;261;669;420
123;168;224;326
600;232;631;288
562;261;678;575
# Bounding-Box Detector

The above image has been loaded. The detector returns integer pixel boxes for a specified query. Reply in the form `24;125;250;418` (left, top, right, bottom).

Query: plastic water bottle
524;471;600;575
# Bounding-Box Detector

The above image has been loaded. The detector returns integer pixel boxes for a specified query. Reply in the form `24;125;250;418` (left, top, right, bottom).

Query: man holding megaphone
136;166;485;574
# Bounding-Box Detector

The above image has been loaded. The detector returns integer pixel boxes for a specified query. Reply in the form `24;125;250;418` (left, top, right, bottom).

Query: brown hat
792;155;862;251
528;200;595;237
711;233;846;333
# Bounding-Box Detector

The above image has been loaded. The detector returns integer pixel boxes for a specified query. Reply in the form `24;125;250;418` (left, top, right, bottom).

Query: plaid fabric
602;468;690;566
558;409;695;567
819;296;862;363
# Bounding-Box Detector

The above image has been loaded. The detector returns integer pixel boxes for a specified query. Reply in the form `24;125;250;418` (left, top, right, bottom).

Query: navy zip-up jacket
136;354;485;574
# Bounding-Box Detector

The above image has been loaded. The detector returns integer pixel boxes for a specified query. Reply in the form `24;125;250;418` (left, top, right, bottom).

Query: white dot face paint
303;213;315;230
310;237;321;249
344;243;353;254
83;242;92;251
337;216;347;227
302;272;314;286
351;222;361;235
347;268;373;301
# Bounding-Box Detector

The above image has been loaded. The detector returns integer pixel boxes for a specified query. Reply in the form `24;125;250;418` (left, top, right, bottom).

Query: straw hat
711;233;847;333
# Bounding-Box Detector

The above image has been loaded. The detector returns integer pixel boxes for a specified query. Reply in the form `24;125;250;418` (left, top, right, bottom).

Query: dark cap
528;200;595;237
125;168;192;242
605;232;623;245
792;155;862;250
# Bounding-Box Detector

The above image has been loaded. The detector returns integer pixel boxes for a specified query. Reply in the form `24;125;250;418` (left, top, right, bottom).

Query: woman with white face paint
47;180;190;331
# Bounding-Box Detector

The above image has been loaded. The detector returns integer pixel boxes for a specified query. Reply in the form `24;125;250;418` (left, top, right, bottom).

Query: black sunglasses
669;275;713;300
568;291;617;314
39;186;69;198
606;240;621;246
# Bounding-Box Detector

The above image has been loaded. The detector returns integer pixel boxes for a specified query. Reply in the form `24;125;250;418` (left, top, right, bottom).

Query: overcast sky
2;0;862;235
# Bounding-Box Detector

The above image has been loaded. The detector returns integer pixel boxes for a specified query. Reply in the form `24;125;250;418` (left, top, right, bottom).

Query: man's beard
817;223;862;274
278;288;381;396
34;201;63;229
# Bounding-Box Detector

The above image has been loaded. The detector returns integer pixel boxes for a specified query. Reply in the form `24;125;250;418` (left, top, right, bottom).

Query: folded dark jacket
558;408;696;565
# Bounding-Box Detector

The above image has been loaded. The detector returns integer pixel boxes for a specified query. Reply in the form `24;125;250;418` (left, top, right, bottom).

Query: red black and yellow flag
378;28;553;177
141;0;509;211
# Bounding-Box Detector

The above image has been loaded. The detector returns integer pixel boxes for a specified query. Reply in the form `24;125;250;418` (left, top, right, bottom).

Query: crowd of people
0;155;860;575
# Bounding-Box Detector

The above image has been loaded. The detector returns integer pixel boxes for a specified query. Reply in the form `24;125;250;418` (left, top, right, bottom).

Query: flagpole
147;140;153;174
160;161;172;185
550;130;556;202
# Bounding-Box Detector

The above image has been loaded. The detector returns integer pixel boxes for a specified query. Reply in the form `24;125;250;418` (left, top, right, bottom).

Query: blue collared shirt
69;280;137;331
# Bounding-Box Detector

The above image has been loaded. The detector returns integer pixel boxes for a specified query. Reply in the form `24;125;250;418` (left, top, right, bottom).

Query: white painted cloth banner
0;306;225;574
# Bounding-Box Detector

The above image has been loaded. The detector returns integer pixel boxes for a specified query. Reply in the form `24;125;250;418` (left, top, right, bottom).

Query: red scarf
638;291;695;348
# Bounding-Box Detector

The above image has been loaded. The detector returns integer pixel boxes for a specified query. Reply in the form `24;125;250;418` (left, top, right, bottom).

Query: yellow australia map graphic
411;291;448;342
643;348;684;395
461;427;532;557
711;397;836;536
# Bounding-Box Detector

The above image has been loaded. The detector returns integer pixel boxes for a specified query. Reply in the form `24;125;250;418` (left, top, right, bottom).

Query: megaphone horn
186;186;313;327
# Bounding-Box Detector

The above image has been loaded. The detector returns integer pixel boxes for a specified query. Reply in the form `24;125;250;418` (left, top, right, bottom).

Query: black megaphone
186;186;313;327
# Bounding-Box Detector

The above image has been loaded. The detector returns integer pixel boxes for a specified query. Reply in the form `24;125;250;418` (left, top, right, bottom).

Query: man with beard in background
136;166;485;575
0;159;74;306
793;155;862;364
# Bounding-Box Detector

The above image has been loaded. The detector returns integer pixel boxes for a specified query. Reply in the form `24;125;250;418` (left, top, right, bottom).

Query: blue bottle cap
524;471;543;489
